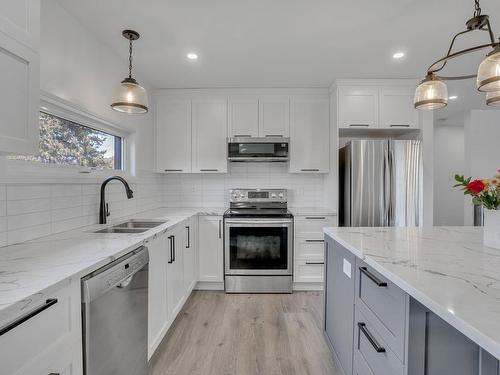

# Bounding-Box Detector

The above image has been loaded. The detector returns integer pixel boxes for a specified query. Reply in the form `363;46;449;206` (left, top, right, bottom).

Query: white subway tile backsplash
0;201;6;216
7;185;51;201
8;223;52;245
8;211;52;231
7;199;50;215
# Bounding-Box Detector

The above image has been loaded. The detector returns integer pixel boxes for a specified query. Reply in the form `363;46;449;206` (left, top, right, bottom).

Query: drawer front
355;308;404;375
294;260;324;283
295;215;336;237
0;282;80;375
356;259;407;360
354;352;375;375
295;238;325;260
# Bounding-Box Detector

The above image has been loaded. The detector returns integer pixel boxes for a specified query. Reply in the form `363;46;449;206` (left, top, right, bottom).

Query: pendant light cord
128;37;133;79
474;0;482;17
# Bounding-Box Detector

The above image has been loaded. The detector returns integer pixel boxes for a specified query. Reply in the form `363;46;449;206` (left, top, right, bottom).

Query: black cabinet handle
265;134;284;137
305;239;324;243
164;169;183;172
172;235;176;262
233;134;252;138
186;226;190;248
305;216;326;220
200;169;219;172
359;266;387;287
168;236;173;264
300;169;320;172
218;220;222;239
349;124;370;127
305;261;325;265
389;124;410;127
0;298;58;336
358;322;386;353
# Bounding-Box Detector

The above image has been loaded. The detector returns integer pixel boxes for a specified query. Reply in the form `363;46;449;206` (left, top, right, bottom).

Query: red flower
467;179;486;194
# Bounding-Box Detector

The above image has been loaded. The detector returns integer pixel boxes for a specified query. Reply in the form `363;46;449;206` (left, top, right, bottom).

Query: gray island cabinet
324;234;500;375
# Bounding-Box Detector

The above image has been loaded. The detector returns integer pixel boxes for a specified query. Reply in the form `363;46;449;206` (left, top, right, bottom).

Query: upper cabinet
0;0;40;155
228;97;259;138
156;97;192;173
192;98;228;173
228;95;290;138
337;82;419;130
289;96;330;173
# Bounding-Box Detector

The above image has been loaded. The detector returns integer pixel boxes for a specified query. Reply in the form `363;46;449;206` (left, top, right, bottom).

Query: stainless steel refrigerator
339;139;421;227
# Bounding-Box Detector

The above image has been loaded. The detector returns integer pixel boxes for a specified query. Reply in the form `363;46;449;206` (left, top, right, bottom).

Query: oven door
224;218;293;275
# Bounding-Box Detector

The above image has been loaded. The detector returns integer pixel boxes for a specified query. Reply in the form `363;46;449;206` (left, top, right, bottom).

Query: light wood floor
150;291;339;375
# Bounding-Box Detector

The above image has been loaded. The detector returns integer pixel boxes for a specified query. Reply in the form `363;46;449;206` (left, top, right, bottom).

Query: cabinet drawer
356;259;407;361
0;282;77;375
294;260;324;283
355;308;404;375
295;238;324;260
295;215;336;237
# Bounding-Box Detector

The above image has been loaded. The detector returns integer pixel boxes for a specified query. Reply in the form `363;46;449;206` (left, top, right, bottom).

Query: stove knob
278;193;284;199
232;193;239;200
271;193;277;199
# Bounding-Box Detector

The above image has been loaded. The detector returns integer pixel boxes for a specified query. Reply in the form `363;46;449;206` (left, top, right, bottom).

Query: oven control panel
229;189;287;203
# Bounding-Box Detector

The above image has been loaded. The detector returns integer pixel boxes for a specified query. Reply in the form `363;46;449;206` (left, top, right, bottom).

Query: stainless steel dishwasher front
81;246;149;375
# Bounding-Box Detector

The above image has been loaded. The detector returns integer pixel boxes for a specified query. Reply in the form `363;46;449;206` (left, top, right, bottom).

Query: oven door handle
224;219;293;225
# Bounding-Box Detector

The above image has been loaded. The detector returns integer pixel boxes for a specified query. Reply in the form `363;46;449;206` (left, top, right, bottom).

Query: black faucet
99;176;134;224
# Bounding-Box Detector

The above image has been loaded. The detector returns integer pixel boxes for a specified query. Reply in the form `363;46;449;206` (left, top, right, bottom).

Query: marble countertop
324;226;500;360
0;207;225;326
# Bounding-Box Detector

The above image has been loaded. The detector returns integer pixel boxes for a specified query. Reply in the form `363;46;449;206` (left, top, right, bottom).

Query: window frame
4;92;136;183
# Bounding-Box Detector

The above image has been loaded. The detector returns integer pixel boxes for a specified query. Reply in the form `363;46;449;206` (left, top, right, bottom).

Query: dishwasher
82;246;149;375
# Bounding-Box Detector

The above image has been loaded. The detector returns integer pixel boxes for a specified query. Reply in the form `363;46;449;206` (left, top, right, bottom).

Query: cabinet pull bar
265;134;284;137
233;135;252;137
0;298;58;336
358;322;386;353
218;220;222;239
305;262;324;265
186;226;190;248
168;236;173;264
305;216;326;220
305;239;324;243
389;124;410;127
172;235;176;262
349;124;370;127
300;169;320;172
200;169;219;172
359;266;387;287
164;169;183;172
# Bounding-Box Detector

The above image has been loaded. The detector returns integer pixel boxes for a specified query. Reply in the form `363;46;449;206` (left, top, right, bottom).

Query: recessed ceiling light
393;52;405;59
187;53;198;60
448;95;458;100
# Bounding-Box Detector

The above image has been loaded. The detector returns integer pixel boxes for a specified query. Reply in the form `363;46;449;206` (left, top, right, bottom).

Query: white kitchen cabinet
0;0;40;155
259;96;290;137
192;98;228;173
338;86;379;129
156;97;192;173
198;216;224;283
147;233;169;357
228;97;259;138
0;279;82;375
167;225;185;321
289;96;330;173
379;87;419;129
183;217;197;292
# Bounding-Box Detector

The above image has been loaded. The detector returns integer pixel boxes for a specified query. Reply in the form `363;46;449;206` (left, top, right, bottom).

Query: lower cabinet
0;280;83;375
183;217;197;292
166;225;186;321
198;216;224;283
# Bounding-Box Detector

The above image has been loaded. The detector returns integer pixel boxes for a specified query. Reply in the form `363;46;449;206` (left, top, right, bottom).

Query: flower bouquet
454;170;500;249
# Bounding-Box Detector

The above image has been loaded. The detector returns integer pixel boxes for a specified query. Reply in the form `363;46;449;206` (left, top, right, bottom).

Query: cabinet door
155;97;192;173
183;218;197;292
228;97;259;137
192;98;228;173
0;31;39;155
289;96;329;173
338;87;378;129
147;234;169;357
0;0;39;50
324;237;356;375
167;227;185;321
259;96;290;137
379;87;419;129
198;216;224;282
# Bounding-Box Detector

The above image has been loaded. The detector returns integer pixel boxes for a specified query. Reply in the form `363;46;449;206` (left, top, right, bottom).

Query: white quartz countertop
0;207;225;326
324;226;500;360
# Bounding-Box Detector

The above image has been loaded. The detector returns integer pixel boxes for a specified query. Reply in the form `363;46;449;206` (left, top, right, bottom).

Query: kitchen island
324;226;500;375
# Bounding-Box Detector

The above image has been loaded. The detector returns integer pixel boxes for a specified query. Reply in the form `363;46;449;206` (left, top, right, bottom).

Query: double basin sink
94;219;167;234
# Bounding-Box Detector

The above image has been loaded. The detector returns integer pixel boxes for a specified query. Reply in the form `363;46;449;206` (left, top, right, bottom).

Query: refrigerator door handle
383;148;392;226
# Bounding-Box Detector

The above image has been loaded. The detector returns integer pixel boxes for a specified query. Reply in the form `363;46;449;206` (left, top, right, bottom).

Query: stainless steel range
223;188;293;293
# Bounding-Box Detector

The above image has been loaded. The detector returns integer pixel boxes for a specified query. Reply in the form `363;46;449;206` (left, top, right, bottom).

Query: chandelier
414;0;500;110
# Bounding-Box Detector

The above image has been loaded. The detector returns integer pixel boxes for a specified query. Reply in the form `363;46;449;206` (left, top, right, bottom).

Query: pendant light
486;91;500;106
414;74;448;110
415;0;500;110
111;30;148;114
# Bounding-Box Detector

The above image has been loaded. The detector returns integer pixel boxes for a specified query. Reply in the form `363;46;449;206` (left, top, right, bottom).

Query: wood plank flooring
150;291;339;375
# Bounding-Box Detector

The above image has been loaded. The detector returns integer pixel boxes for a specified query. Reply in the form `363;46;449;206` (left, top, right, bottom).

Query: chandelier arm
433;74;478;81
483;17;496;44
429;29;474;73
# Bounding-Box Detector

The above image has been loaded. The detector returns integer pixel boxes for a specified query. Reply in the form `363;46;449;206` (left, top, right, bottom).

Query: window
10;112;123;170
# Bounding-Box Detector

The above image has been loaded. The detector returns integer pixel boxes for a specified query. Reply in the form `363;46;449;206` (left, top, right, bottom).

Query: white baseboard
195;281;224;290
293;282;324;291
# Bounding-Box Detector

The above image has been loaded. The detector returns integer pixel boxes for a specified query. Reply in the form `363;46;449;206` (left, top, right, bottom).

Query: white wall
464;110;500;225
433;124;464;226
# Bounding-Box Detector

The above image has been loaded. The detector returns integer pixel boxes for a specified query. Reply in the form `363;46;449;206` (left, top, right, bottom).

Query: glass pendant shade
111;78;148;114
486;90;500;106
477;45;500;92
414;75;448;110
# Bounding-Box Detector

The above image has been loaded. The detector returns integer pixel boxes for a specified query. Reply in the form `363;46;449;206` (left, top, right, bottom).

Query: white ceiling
57;0;500;119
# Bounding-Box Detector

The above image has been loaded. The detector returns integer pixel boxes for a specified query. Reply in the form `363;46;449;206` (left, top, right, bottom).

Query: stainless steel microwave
227;137;289;162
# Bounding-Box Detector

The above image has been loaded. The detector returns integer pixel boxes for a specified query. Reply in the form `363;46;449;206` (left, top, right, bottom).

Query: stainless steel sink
94;227;150;234
113;220;167;229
